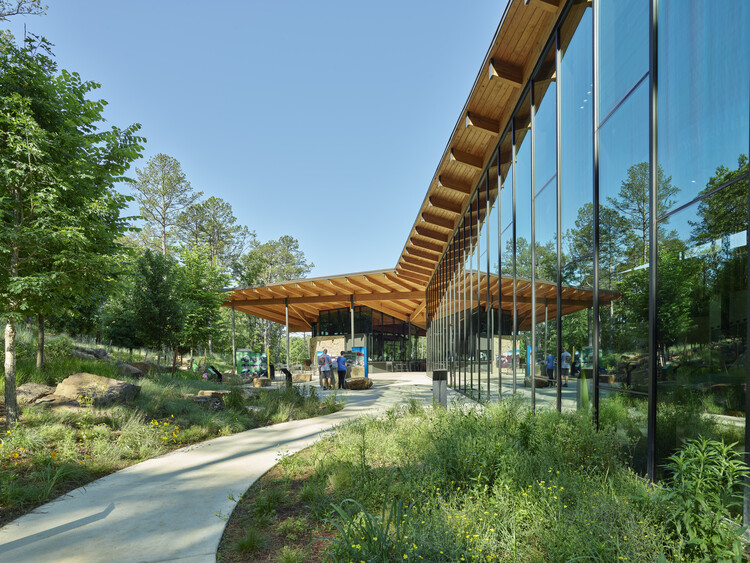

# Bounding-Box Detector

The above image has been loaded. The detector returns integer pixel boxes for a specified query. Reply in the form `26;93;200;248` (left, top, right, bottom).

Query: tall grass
286;398;746;562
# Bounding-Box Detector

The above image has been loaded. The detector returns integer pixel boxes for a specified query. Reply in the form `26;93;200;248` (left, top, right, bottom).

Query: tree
176;196;253;271
133;153;201;256
180;244;228;365
608;162;678;266
0;36;143;425
0;1;45;20
131;249;184;364
233;236;313;360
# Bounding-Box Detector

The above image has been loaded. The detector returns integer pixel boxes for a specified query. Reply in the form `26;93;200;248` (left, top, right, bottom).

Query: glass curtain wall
560;1;594;412
533;43;558;407
654;0;749;477
424;0;749;493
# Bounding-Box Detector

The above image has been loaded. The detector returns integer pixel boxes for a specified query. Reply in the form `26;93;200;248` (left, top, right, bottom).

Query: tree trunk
4;319;19;426
36;314;45;372
208;335;213;356
171;347;178;377
190;346;194;371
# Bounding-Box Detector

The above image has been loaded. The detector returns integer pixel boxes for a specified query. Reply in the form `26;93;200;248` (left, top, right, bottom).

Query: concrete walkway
0;372;456;563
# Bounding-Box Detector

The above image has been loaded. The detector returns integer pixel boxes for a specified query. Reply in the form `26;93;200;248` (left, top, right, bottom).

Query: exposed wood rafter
488;58;523;88
450;148;484;170
465;111;500;135
437;175;473;195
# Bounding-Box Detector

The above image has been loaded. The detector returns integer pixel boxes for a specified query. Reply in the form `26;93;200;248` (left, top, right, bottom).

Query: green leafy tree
608;162;678;266
132;249;184;365
180;244;228;364
133;153;201;256
233;235;313;362
0;36;143;425
176;196;253;271
0;1;45;20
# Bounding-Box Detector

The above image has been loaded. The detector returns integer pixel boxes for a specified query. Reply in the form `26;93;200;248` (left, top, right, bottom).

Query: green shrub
660;437;748;562
234;526;266;554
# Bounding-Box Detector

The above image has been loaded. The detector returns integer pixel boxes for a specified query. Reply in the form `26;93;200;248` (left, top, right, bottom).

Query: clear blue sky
4;1;507;278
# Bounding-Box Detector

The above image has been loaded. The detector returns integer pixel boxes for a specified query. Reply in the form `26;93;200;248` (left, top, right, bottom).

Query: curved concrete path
0;372;458;563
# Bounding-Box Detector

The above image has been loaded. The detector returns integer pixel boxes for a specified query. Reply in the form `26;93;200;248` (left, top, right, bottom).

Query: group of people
317;349;348;390
544;347;581;387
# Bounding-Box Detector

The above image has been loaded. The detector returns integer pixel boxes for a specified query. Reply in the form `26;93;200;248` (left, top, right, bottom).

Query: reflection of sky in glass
534;78;557;192
597;0;648;118
658;0;750;213
560;8;593;271
516;131;532;277
598;82;648;203
487;189;499;273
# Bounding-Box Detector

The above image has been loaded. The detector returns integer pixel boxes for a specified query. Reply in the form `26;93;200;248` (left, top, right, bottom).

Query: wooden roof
223;269;428;332
396;0;566;284
223;0;600;331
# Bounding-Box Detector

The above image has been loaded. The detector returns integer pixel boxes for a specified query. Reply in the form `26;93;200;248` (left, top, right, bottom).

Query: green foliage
132;153;201;255
277;544;305;563
277;515;310;541
326;479;417;562
660;437;748;562
132;249;184;350
233;526;266;555
179;244;228;353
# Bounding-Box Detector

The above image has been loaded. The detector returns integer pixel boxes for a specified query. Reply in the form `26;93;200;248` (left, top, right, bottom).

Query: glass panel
597;79;649;474
597;0;648;118
499;132;515;395
658;0;750;214
656;178;748;478
560;1;594;412
533;43;558;407
515;92;533;402
487;155;500;401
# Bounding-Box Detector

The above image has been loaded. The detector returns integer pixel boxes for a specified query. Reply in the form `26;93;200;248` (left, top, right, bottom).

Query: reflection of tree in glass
608;162;678;266
507;237;556;281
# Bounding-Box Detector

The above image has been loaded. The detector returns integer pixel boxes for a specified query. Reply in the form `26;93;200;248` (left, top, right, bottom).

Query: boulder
55;373;140;406
33;394;82;410
349;366;365;378
16;383;55;405
197;389;231;402
183;394;223;410
75;347;107;359
347;377;373;390
524;375;551;388
253;377;272;388
292;372;312;383
71;350;96;361
117;363;145;378
127;362;158;375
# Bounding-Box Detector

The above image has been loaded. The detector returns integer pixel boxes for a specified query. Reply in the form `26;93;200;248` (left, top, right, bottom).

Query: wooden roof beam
231;291;424;307
344;276;378;294
405;246;441;261
394;269;430;286
529;0;559;12
399;262;433;276
450;148;484;170
428;195;465;215
414;225;450;243
402;254;436;270
465;111;500;135
420;211;455;230
409;237;444;254
437;175;473;195
489;58;524;88
363;274;398;293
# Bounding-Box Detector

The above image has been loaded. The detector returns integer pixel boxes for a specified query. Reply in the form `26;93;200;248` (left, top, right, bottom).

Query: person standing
318;349;332;390
336;351;348;390
560;348;571;387
545;352;555;384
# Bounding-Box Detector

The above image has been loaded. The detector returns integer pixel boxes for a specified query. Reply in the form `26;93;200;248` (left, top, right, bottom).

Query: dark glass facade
426;0;749;489
313;305;423;362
